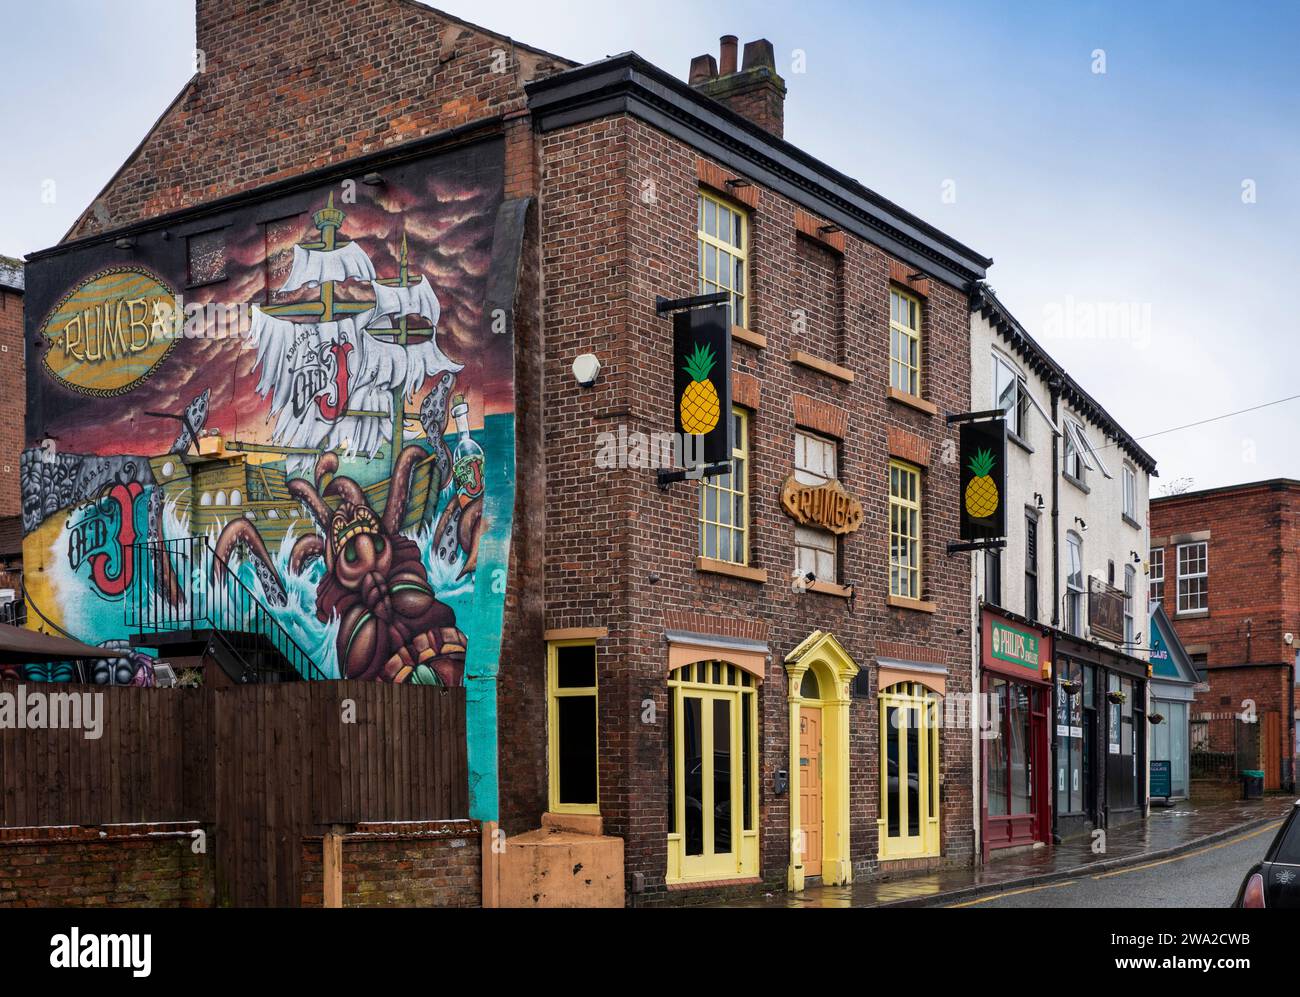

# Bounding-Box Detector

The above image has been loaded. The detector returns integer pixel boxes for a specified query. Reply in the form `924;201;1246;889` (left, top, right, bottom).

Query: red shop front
980;608;1052;859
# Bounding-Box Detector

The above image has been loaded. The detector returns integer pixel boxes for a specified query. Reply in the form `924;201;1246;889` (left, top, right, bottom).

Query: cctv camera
803;571;816;585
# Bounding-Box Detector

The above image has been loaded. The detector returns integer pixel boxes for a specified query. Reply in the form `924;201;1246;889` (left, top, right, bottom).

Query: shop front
1054;633;1148;839
980;608;1052;858
1147;604;1197;802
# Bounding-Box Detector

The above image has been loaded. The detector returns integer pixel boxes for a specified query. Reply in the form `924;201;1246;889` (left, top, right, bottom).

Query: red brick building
1149;480;1299;792
12;0;991;906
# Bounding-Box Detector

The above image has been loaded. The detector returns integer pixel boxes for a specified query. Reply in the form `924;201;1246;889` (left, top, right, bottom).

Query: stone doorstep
873;815;1286;909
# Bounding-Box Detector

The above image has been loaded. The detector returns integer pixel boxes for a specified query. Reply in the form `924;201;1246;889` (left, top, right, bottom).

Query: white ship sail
372;276;441;327
280;241;377;292
249;300;462;472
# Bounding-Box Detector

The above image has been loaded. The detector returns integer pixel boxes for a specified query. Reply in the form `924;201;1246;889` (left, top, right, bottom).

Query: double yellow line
947;820;1283;907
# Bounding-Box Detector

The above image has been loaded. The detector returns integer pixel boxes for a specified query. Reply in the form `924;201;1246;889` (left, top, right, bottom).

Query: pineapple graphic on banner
959;417;1007;542
671;303;732;465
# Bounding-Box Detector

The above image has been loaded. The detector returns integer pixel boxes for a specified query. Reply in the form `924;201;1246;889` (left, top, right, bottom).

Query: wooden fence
0;681;467;905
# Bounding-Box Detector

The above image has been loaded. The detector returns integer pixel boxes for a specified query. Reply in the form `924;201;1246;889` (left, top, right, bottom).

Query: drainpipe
1049;376;1063;843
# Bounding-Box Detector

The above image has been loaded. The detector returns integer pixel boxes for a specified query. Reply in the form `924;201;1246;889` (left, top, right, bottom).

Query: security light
572;353;601;387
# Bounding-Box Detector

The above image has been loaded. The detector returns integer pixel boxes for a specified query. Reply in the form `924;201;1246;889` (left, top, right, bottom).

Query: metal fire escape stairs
127;535;325;684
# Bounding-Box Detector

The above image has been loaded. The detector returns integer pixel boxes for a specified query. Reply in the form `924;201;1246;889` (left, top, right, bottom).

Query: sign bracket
656;462;731;491
655;291;730;315
946;409;1005;425
947;538;1007;555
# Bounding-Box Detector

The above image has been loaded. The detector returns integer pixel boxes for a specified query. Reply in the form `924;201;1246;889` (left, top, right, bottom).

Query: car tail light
1242;872;1266;908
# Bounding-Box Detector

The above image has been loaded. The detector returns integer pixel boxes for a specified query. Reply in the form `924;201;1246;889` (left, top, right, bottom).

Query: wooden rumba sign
780;476;864;535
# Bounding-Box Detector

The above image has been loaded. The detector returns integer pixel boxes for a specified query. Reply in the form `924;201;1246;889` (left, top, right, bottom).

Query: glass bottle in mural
450;394;484;506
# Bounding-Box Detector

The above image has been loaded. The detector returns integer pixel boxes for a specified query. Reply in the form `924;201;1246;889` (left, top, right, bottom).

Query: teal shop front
1147;603;1199;801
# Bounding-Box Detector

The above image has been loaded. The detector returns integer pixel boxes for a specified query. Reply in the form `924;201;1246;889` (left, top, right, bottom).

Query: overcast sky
3;0;1297;492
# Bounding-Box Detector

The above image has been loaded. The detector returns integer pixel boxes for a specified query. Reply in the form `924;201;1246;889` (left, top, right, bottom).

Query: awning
0;622;118;665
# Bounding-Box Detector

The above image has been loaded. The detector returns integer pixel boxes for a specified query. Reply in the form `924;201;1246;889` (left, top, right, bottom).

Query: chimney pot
719;35;739;75
688;53;718;85
741;38;776;73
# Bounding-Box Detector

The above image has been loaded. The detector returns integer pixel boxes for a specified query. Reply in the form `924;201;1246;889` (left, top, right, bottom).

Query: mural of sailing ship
71;193;488;686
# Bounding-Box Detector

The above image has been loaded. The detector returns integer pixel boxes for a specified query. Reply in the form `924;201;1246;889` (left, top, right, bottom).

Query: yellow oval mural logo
40;267;178;396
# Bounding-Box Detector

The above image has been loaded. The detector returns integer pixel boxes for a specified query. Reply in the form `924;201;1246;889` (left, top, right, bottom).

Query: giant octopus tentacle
211;517;289;607
383;445;428;537
287;478;331;535
289;535;325;574
323;475;366;507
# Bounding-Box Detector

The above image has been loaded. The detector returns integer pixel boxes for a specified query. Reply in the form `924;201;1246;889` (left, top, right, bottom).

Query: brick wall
0;287;22;516
0;823;212;907
524;110;974;901
301;822;481;907
65;0;571;240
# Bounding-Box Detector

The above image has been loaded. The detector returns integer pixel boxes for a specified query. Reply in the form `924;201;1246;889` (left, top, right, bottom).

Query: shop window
1176;541;1208;613
667;660;759;883
547;641;599;814
879;681;940;859
991;352;1030;442
1065;531;1084;636
699;407;749;565
889;287;922;397
889;459;922;599
988;677;1037;818
1055;660;1088;816
187;228;227;287
793;430;837;581
698;190;748;328
1025;513;1039;621
1149;547;1164;607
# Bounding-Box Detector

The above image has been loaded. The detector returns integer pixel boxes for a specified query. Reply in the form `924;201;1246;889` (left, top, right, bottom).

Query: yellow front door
879;683;941;860
799;706;823;877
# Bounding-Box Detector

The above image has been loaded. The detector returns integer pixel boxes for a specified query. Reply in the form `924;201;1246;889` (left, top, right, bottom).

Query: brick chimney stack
689;35;787;139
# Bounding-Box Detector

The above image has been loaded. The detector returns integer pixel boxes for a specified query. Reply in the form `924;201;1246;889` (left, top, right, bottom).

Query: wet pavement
727;795;1295;908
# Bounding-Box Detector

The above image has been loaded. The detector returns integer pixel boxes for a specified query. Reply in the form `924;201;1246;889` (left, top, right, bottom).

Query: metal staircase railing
128;537;326;682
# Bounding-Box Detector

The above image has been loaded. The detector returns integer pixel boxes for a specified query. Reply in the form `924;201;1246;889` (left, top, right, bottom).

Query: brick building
13;0;992;906
1149;480;1299;792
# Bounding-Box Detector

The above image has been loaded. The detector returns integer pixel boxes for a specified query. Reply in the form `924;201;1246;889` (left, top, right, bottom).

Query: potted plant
1060;679;1081;697
1148;712;1165;725
1106;689;1126;705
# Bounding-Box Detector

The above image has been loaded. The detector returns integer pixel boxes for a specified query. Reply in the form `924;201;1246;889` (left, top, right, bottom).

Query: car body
1233;800;1300;907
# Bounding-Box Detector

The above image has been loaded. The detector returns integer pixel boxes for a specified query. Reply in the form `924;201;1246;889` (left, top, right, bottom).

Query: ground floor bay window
878;681;941;860
666;660;759;883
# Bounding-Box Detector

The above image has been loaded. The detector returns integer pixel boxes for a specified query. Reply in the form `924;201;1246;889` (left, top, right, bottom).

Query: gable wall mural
20;138;515;819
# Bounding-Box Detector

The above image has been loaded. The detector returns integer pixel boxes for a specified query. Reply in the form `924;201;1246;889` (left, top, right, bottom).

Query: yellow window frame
889;459;922;599
697;189;749;329
699;407;749;565
889;286;922;397
547;639;600;815
877;681;941;860
666;661;760;884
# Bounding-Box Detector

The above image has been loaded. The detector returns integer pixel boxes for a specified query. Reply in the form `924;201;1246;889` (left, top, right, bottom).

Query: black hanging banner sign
672;303;733;466
959;417;1007;542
